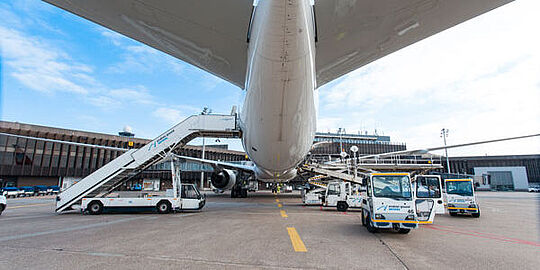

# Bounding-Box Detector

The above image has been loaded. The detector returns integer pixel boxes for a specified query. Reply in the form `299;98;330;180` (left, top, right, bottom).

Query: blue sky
1;0;539;156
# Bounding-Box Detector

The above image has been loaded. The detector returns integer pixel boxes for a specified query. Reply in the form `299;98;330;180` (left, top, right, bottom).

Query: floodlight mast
441;128;451;173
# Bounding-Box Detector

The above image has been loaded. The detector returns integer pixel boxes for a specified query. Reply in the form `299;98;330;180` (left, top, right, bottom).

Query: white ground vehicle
0;195;6;215
81;183;205;215
413;175;445;215
80;156;205;215
361;173;436;234
324;181;363;212
302;188;325;205
3;188;20;198
445;179;480;218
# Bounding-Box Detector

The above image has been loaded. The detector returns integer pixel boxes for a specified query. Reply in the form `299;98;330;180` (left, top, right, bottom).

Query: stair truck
445;178;480;217
81;156;205;215
324;181;363;211
361;172;436;234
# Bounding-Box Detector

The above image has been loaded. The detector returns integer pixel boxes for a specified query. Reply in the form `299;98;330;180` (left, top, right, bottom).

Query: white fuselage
240;0;317;182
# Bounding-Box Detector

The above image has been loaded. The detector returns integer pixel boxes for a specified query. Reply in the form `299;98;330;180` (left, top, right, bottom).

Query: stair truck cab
0;195;6;215
324;181;363;212
445;178;480;217
361;173;437;234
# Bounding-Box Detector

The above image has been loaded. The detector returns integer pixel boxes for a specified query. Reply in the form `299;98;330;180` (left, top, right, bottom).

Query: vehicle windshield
446;180;473;196
372;175;412;199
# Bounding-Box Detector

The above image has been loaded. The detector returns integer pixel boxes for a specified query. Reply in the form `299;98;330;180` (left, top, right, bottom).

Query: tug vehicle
445;178;480;217
361;173;436;234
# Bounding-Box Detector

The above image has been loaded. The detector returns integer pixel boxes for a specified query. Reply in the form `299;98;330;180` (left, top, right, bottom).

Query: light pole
200;106;212;190
201;136;205;189
441;128;451;173
350;145;358;180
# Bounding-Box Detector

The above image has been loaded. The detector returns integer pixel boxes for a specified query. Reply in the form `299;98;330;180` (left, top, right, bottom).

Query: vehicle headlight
405;214;415;220
448;204;455;208
374;214;386;220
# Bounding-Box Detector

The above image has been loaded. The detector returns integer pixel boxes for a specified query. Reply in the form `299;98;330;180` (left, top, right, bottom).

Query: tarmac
0;191;538;269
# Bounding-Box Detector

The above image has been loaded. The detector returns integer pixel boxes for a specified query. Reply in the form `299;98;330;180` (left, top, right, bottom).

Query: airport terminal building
1;120;538;191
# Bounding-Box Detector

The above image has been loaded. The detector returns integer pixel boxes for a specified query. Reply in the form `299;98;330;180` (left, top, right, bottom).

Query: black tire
337;202;348;212
398;229;411;234
87;201;103;215
472;209;480;218
449;212;458;216
231;189;237;198
0;204;5;215
241;189;248;198
361;210;366;226
366;214;378;233
157;201;171;214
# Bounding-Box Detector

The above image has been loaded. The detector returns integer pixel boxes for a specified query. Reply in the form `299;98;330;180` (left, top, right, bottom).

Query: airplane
43;0;516;196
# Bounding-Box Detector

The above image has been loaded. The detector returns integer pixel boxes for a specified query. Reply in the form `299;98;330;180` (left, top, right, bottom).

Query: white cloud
0;26;93;95
318;0;540;156
152;108;185;125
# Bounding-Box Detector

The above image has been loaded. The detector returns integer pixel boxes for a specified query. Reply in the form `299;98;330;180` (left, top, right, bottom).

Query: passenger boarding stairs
56;114;240;212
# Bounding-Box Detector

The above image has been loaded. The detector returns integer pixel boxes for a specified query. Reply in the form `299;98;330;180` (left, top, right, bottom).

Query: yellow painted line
287;227;307;252
8;203;51;209
275;199;280;203
278;203;282;208
280;210;288;218
448;207;478;210
372;172;409;176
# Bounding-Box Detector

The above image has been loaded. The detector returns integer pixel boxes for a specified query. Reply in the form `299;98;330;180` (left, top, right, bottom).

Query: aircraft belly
241;0;316;177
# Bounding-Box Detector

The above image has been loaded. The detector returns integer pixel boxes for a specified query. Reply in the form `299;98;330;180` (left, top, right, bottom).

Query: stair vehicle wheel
398;229;411;234
87;201;103;215
157;201;171;214
337;201;348;212
366;214;377;233
472;209;480;218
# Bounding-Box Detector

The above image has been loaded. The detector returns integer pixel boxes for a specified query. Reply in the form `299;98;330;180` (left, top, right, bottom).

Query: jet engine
211;169;238;190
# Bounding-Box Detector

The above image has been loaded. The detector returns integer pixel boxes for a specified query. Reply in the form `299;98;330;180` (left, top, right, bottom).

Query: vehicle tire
87;201;103;215
231;189;237;198
398;229;411;234
366;214;378;233
361;210;366;226
0;205;4;215
337;202;348;212
449;212;458;216
472;209;480;218
157;201;171;214
241;189;248;198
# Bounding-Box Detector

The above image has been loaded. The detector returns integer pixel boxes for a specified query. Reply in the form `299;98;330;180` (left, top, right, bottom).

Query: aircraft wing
356;133;540;160
173;154;256;173
43;0;253;88
314;0;514;87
